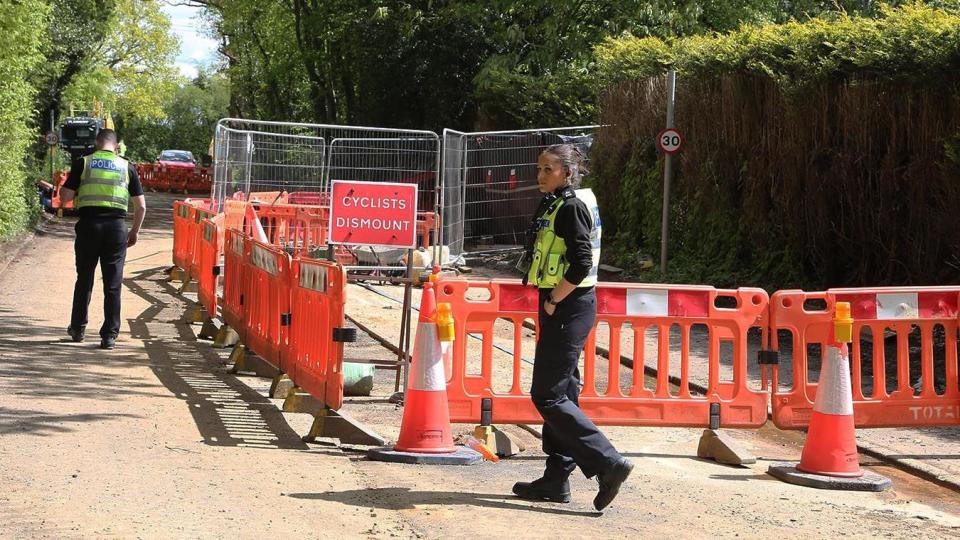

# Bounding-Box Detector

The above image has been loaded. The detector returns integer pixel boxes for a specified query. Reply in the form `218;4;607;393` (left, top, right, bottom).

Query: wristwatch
546;294;560;306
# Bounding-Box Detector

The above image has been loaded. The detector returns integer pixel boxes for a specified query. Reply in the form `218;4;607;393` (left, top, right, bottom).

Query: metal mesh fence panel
212;119;440;215
441;126;600;260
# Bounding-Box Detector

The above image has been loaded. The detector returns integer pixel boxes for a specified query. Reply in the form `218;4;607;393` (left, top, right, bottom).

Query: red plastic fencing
436;278;770;428
221;229;248;340
138;163;213;193
769;287;960;428
189;207;217;280
242;240;293;368
172;201;194;270
286;258;349;409
197;217;223;317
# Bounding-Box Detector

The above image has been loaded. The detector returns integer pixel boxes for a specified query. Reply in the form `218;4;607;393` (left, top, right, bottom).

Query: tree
0;0;50;235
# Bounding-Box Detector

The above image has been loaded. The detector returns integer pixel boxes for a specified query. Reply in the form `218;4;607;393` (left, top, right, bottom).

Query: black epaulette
558;187;576;200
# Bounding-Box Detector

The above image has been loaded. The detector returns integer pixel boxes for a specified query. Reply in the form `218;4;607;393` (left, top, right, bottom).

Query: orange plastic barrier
242;240;293;368
221;229;248;338
197;216;223;317
286;258;349;409
769;287;960;428
256;204;328;256
138;163;213;193
436;278;770;427
172;201;194;270
189;207;217;279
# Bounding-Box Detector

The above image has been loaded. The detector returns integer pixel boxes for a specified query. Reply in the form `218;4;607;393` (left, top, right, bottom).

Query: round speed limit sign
656;128;684;155
44;131;60;146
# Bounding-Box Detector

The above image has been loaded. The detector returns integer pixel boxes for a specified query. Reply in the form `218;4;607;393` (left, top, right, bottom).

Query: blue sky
161;2;220;79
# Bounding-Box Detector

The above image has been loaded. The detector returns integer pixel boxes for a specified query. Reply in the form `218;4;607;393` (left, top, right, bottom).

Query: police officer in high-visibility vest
513;144;633;511
61;129;146;349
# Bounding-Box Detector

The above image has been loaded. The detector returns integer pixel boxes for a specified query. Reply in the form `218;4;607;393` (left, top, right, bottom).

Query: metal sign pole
49;111;55;185
396;248;416;394
660;70;677;273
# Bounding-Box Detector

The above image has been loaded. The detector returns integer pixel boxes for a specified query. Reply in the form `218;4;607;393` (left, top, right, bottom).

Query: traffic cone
245;203;268;243
367;279;482;465
796;340;861;477
797;301;860;476
394;281;455;453
767;302;891;491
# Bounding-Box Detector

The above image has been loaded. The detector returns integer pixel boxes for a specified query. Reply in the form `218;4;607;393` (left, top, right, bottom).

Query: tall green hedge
0;1;48;237
591;3;960;289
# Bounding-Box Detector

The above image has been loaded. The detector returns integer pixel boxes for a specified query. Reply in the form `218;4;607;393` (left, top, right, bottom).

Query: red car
156;150;196;171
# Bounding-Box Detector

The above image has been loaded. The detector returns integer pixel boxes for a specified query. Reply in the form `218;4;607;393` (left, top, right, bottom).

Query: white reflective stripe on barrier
812;345;855;416
410;323;444;391
230;233;243;255
250;243;278;275
299;263;327;292
626;289;669;316
876;293;919;319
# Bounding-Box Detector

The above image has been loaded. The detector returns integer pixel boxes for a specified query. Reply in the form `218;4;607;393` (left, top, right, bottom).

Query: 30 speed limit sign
656;128;684;155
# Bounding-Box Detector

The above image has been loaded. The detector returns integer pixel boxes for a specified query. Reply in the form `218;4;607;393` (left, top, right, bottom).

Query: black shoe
67;326;84;343
100;337;116;350
512;477;571;503
594;457;634;511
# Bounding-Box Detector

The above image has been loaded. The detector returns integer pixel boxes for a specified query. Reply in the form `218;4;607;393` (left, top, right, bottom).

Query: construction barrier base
766;463;892;492
282;388;326;415
270;374;296;399
198;317;220;340
367;446;483;466
696;429;756;466
305;409;386;446
213;325;239;348
167;267;187;282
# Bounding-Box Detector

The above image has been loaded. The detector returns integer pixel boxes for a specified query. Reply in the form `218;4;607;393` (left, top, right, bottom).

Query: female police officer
512;144;633;511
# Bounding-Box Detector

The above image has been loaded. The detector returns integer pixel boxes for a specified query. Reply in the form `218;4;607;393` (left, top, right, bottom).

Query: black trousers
532;287;620;479
71;217;127;339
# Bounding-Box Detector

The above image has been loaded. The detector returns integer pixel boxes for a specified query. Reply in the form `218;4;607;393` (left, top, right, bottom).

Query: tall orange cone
367;278;482;465
394;281;455;453
768;302;891;491
797;301;860;476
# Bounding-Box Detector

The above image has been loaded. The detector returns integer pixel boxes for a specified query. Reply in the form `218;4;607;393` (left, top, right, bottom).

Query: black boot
512;476;571;503
594;457;634;511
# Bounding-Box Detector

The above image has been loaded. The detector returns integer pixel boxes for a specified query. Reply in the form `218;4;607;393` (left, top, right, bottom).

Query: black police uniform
529;187;623;482
64;154;143;341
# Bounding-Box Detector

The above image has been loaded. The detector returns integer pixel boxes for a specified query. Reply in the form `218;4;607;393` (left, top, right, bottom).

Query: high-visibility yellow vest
77;150;130;211
526;188;601;288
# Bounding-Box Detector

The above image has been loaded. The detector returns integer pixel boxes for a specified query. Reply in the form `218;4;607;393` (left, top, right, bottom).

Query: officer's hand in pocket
543;299;556;317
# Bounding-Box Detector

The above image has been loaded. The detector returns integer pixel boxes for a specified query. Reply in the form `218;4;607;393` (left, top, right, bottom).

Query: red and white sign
656;127;684;155
328;180;418;248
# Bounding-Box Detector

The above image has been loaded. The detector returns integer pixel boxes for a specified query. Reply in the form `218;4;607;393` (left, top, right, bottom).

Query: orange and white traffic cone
245;203;268;243
768;302;891;491
368;280;482;465
394;280;455;453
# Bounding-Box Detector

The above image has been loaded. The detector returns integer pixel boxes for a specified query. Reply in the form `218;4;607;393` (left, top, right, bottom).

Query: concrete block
198;317;220;340
269;374;295;399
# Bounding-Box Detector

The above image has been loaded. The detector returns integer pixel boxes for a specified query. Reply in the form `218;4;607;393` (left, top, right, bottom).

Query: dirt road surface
0;192;958;539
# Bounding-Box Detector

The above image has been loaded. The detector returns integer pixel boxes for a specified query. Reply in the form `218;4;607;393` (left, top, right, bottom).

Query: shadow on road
124;265;309;451
287;487;603;517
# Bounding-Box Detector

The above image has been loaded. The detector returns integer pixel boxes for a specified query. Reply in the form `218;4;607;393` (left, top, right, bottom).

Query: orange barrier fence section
221;228;248;340
287;258;349;409
243;239;293;368
769;288;960;428
137;164;212;193
436;278;770;428
189;207;217;280
172;202;194;270
197;217;223;318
